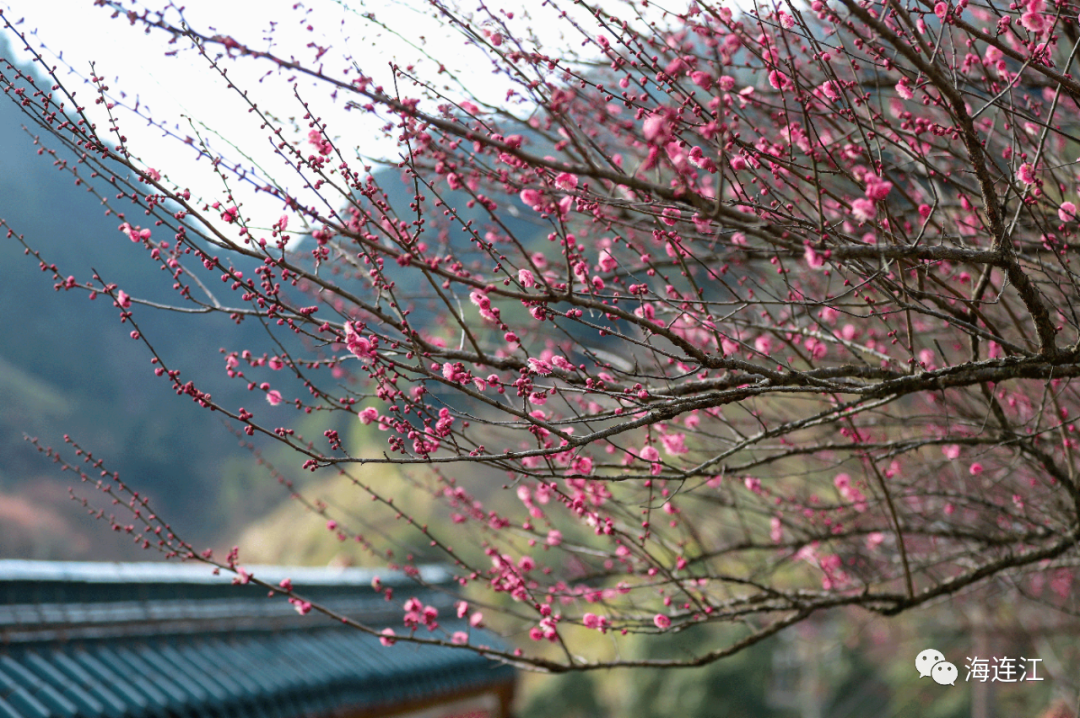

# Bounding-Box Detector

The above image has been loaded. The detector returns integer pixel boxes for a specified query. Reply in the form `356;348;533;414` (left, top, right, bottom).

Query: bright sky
0;0;618;230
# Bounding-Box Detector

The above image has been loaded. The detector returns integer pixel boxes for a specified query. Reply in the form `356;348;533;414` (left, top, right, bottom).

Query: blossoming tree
4;0;1080;671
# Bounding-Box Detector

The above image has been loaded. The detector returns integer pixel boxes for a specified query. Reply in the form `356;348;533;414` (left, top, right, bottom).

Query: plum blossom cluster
7;0;1080;673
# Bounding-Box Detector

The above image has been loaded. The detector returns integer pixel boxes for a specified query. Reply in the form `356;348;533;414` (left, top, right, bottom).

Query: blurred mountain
0;41;554;561
0;40;283;558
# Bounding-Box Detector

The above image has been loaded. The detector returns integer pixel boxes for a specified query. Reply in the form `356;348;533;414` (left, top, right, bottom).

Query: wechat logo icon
916;648;958;686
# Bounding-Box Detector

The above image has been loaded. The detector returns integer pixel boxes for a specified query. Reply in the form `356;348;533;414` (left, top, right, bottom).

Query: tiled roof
0;562;514;718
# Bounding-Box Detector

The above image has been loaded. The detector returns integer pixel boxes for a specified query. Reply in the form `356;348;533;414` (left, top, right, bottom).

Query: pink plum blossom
554;172;578;190
864;173;893;201
768;70;791;90
119;223;152;242
690;71;713;90
583;613;609;632
643;113;670;143
520;189;543;210
528;358;553;375
850;198;876;223
598;249;617;272
660;432;688;455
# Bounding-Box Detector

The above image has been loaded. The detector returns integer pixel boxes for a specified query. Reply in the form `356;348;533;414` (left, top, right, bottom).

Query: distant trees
5;0;1080;671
